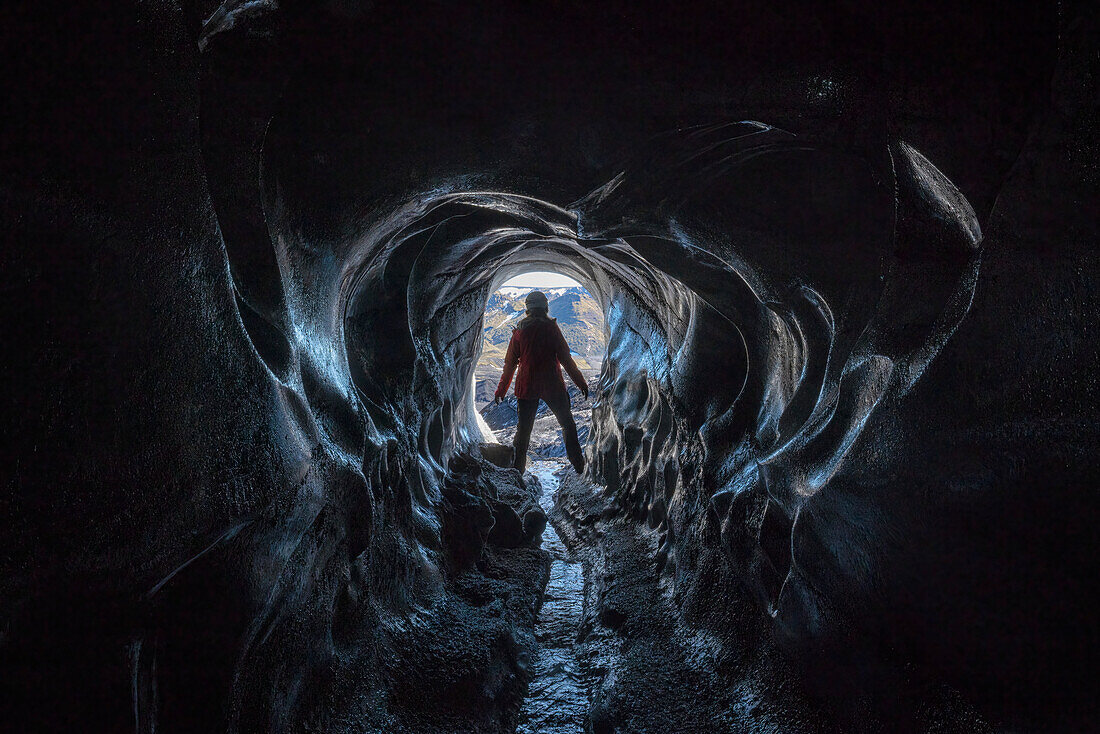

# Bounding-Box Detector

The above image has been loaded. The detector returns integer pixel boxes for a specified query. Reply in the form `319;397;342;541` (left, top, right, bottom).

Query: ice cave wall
1;1;1096;732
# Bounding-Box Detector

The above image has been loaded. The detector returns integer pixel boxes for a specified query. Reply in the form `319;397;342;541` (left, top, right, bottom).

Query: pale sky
500;271;582;289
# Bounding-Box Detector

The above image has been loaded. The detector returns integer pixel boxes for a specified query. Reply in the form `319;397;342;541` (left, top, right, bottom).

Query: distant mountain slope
478;286;606;371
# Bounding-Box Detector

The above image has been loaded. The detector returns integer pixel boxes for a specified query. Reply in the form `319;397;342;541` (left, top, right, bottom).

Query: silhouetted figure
494;290;589;474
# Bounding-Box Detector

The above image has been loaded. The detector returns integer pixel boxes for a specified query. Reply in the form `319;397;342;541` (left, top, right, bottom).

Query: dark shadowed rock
478;442;514;468
522;508;547;546
441;462;495;571
488;500;526;548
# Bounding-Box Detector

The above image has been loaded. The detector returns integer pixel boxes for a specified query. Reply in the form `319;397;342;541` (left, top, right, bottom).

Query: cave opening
474;269;607;450
339;191;698;469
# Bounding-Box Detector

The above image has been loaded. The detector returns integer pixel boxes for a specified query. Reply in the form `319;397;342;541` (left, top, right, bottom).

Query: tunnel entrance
476;269;607;479
475;270;606;409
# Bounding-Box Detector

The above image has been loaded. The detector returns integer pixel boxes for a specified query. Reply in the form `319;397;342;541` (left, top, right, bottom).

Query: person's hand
493;395;503;405
581;383;589;400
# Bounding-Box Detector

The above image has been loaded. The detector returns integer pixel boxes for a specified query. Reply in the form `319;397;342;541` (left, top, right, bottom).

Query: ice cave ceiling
0;1;1097;732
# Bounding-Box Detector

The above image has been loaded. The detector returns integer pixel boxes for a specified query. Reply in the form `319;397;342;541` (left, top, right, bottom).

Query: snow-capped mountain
478;286;605;372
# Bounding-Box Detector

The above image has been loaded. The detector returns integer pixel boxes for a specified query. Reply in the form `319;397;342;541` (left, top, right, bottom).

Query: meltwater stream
516;459;590;734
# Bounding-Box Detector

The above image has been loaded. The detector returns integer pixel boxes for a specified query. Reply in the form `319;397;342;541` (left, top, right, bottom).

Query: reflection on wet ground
516;459;592;734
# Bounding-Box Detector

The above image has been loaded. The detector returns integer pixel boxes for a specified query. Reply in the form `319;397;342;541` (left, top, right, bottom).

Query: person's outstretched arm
554;323;589;399
494;331;519;403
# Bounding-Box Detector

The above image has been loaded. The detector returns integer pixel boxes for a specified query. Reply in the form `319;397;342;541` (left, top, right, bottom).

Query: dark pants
514;391;585;474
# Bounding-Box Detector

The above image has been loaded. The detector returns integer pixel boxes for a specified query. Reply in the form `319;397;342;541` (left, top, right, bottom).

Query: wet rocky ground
515;462;592;734
483;395;816;733
550;470;826;734
484;401;993;734
483;395;817;733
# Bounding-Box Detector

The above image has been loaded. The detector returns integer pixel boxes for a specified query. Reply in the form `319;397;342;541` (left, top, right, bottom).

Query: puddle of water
516;460;589;734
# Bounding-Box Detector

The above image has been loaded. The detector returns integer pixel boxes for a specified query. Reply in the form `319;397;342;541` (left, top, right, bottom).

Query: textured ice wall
328;121;982;687
3;1;1094;731
572;124;984;650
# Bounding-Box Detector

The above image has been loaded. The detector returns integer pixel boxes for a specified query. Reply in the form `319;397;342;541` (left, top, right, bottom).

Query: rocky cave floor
468;399;994;734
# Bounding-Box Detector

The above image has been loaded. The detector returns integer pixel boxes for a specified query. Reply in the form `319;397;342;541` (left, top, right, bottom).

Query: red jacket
495;316;587;400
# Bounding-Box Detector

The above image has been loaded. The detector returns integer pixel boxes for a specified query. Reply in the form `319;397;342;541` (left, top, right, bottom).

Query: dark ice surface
2;2;1097;732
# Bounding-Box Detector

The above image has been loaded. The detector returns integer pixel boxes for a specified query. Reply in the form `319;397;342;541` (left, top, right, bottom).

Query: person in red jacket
494;290;589;474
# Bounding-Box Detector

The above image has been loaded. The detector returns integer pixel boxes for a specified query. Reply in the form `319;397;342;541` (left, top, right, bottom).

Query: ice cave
1;1;1096;732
